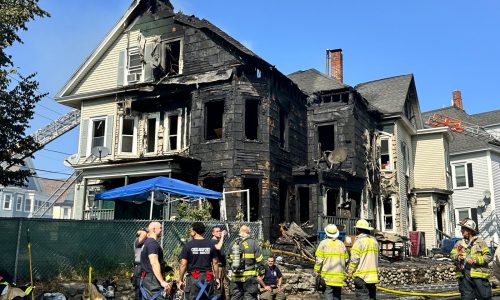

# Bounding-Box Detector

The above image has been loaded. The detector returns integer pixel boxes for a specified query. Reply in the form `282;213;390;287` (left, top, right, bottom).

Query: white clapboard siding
490;152;500;217
413;133;447;190
395;121;412;236
72;31;140;95
414;194;436;249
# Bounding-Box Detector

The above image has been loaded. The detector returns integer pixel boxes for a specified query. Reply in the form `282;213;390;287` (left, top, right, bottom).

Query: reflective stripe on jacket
450;237;491;279
229;237;263;282
348;233;379;284
315;238;348;287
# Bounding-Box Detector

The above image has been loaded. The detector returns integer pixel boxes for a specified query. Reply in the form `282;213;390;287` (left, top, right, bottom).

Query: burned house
55;0;307;238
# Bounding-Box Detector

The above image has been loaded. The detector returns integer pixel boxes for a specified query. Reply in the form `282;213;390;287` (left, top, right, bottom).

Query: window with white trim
380;137;392;170
455;207;478;226
63;207;70;219
88;118;106;155
145;115;159;153
127;47;142;83
16;195;23;211
3;194;12;210
119;117;137;154
34;199;40;211
24;197;32;212
165;113;181;151
452;163;474;188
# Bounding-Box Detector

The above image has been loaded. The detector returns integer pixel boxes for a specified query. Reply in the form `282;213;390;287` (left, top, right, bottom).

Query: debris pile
378;262;456;286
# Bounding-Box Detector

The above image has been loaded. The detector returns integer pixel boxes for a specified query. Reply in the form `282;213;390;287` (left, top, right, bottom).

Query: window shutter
467;163;474;187
143;43;154;82
117;50;126;86
105;115;114;155
79;119;89;157
470;208;478;226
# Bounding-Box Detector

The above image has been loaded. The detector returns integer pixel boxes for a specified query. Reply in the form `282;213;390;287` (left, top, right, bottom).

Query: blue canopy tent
95;176;223;219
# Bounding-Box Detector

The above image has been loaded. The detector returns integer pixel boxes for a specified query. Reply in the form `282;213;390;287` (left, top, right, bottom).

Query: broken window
165;114;181;151
318;124;335;152
127;47;142;83
380;138;391;170
245;100;259;140
146;116;158;153
279;180;288;223
383;196;394;231
204;177;224;220
244;178;261;222
279;108;288;149
298;187;310;223
326;189;338;216
162;40;181;75
205;101;224;140
120;117;136;153
91;118;106;149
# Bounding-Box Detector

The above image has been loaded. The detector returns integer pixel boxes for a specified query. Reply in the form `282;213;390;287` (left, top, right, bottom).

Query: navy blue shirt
140;238;163;274
180;239;216;272
210;238;227;266
262;265;282;286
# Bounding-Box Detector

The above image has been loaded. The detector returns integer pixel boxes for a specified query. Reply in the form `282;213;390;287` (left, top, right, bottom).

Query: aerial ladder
426;114;500;147
1;109;82;218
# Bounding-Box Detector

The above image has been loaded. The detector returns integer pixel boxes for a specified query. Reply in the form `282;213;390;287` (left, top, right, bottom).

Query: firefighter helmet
355;219;374;231
324;224;340;239
459;218;478;233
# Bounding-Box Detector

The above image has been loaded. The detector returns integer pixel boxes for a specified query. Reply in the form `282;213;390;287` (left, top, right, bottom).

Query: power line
34;112;54;122
40;148;72;155
30;168;72;176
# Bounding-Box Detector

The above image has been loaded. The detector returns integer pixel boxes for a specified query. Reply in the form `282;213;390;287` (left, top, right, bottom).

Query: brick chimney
452;90;463;109
326;49;343;83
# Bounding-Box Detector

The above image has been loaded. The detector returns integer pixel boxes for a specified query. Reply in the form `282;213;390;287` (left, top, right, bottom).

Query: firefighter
228;225;263;300
451;218;492;300
314;224;348;300
347;219;379;300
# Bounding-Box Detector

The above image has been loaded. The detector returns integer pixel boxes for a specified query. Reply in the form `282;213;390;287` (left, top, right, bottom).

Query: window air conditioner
127;73;141;83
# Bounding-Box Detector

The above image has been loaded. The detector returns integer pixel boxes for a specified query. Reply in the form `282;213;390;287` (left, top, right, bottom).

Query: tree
0;0;49;186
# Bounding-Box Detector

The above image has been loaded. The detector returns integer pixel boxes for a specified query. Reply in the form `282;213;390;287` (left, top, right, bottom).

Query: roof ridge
355;73;413;88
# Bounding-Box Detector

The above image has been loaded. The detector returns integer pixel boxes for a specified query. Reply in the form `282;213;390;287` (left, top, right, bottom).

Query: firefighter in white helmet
347;219;379;300
450;218;492;300
314;224;348;300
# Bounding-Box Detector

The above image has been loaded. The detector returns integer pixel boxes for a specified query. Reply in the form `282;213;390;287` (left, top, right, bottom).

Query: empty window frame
383;196;394;231
119;117;137;154
3;194;12;210
24;197;32;212
244;178;261;222
127;47;142;83
16;195;23;211
245;99;259;140
165;113;182;151
452;163;474;188
401;141;410;176
162;40;182;75
325;189;338;217
318;124;335;153
146;115;159;153
380;137;392;170
204;177;224;220
89;118;106;152
205;101;224;141
298;187;310;223
279;108;288;149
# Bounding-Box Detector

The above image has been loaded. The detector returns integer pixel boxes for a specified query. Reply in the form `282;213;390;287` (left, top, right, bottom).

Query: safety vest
314;238;348;287
228;236;263;282
348;233;379;284
450;237;491;279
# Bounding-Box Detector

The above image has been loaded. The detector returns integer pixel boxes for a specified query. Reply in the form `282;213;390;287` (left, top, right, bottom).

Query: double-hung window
127;47;142;84
16;195;23;211
3;194;12;210
380;137;392;170
452;163;474;188
24;198;32;212
165;113;182;151
119;117;137;154
88;118;106;155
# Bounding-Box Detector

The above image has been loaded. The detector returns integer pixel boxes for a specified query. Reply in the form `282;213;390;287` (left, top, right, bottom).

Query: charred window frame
317;123;336;153
380;136;392;171
161;38;183;76
245;99;259;141
164;111;182;152
119;116;137;154
145;113;159;154
382;195;395;231
279;107;289;149
205;100;225;141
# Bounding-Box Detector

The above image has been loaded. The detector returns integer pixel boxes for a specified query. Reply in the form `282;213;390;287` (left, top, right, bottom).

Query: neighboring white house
423;91;500;243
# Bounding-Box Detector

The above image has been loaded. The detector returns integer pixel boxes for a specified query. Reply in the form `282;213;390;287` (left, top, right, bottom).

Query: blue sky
8;0;500;179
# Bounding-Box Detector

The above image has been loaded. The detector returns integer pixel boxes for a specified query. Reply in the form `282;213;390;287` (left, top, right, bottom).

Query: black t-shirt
140;237;164;274
180;239;216;272
210;238;227;267
263;265;282;286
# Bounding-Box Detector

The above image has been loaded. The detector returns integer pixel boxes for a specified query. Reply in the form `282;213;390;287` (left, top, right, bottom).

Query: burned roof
422;106;494;153
287;69;346;95
355;74;413;115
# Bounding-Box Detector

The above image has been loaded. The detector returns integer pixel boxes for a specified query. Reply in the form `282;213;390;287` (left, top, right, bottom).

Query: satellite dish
91;146;110;160
327;147;348;165
63;153;80;167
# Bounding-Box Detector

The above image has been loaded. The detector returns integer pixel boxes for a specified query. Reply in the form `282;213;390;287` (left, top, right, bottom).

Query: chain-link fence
0;218;262;281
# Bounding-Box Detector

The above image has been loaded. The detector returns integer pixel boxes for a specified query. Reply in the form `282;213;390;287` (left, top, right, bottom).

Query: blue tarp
95;176;222;202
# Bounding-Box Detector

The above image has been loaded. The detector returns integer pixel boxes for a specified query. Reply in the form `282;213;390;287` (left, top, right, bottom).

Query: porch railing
320;216;369;235
436;228;452;247
83;209;115;220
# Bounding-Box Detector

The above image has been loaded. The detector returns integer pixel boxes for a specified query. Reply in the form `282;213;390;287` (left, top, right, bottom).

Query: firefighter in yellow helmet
347;219;379;300
450;218;492;300
314;224;348;300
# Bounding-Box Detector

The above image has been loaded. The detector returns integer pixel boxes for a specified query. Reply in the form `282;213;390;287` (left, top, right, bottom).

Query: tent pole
222;188;226;221
246;189;250;222
149;190;154;220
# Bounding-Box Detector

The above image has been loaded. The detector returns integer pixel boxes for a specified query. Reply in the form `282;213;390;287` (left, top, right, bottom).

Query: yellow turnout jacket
450;236;491;279
314;238;348;286
347;233;379;284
